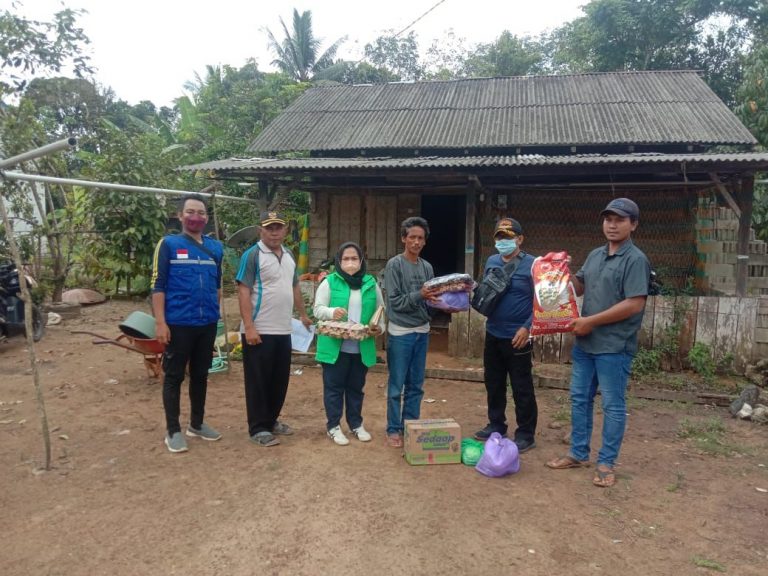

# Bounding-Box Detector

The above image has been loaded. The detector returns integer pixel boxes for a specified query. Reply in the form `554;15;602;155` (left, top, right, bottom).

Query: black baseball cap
260;211;287;226
493;217;523;238
601;198;639;219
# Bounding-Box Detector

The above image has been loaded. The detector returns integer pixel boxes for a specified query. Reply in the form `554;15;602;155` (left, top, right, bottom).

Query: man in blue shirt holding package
474;217;538;454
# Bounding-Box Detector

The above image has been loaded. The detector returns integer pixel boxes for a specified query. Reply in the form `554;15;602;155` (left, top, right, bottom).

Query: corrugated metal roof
183;152;768;173
246;72;756;153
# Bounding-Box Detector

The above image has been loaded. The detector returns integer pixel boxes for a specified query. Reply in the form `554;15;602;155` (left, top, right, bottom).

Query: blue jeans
569;345;633;468
386;332;428;434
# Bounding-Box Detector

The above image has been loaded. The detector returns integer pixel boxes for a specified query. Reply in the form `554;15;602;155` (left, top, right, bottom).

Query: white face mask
340;261;361;274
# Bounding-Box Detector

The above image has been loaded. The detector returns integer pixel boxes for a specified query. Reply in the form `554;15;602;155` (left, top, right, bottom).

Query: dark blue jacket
151;234;223;326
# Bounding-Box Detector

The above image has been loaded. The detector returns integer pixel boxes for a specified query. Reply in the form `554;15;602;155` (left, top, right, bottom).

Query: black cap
601;198;639;219
493;217;523;238
260;211;287;226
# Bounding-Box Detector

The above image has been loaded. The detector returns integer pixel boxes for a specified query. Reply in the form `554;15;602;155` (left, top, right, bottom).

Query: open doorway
419;194;467;341
420;194;466;277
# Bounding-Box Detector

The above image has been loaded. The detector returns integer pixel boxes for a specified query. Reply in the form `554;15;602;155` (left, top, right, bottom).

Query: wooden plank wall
448;296;767;373
329;194;362;254
365;195;398;273
311;191;410;275
308;193;330;270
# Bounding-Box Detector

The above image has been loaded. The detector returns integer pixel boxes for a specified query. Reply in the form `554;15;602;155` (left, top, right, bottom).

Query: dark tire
31;305;45;342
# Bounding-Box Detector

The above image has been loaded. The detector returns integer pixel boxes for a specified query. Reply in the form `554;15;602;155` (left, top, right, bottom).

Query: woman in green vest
314;242;385;446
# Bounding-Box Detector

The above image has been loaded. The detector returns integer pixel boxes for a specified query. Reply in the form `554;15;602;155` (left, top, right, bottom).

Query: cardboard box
404;419;461;465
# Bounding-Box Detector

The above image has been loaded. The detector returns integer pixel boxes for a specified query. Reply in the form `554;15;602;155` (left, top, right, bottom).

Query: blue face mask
495;239;518;256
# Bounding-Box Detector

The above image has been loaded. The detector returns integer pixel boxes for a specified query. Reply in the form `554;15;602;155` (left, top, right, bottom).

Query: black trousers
483;332;537;442
321;352;368;431
242;334;292;436
162;323;217;434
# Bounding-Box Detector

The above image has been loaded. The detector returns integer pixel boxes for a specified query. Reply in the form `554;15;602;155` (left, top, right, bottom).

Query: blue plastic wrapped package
475;432;520;477
426;291;470;313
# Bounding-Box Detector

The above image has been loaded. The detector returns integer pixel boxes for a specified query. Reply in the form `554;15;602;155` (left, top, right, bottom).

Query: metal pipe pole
0;138;77;169
0;171;259;205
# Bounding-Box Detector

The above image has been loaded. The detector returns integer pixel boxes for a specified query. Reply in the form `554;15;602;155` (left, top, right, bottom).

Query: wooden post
465;187;477;276
736;175;755;297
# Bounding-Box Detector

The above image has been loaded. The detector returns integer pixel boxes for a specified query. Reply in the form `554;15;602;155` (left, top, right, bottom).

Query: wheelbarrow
71;330;166;378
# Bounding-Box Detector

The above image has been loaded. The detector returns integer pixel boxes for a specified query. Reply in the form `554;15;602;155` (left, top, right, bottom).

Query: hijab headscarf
334;241;366;289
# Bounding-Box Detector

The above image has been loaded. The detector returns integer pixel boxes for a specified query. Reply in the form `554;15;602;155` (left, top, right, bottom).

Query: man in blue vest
152;194;223;453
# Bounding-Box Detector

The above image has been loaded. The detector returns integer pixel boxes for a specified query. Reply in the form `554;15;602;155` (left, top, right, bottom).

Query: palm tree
265;9;346;82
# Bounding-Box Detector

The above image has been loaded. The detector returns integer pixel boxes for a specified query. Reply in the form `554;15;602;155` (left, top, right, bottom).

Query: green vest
315;272;378;367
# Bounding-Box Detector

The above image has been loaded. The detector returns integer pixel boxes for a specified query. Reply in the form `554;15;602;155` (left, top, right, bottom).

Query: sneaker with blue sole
186;423;222;441
165;431;189;453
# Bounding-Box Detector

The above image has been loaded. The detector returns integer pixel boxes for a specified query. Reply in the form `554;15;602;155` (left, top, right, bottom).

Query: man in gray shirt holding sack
383;216;439;448
547;198;650;488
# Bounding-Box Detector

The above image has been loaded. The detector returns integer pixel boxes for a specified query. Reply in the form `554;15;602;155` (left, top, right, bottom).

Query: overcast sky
18;0;586;107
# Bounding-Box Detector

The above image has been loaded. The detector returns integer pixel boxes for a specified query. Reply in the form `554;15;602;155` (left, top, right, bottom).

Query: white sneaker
352;426;372;442
327;426;349;446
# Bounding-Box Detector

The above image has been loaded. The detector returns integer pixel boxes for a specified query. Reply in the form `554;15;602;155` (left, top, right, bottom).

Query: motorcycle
0;262;45;343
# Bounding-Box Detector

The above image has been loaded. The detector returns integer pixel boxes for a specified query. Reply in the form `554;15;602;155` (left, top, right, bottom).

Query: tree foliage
364;32;423;81
265;9;346;82
76;120;171;295
463;31;545;78
546;0;764;105
0;3;93;99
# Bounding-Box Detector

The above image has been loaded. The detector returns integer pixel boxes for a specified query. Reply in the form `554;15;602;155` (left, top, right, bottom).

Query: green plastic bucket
119;311;157;339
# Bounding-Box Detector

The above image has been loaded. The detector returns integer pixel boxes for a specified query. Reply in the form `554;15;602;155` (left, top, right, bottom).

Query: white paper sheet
291;318;315;352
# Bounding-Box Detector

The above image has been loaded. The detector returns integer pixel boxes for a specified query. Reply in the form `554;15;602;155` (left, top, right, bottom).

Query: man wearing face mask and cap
473;217;538;454
313;242;385;446
152;194;224;453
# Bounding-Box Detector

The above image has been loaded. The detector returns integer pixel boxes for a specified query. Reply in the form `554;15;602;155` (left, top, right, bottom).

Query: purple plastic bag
426;291;470;313
475;432;520;477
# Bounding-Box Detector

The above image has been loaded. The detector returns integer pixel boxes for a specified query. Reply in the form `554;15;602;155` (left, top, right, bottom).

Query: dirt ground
1;299;767;576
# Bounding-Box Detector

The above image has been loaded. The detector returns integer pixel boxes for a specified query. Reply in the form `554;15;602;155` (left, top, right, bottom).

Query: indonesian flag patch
176;249;189;259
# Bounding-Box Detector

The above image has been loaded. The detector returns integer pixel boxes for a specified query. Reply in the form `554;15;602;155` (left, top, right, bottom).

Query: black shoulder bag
470;254;523;317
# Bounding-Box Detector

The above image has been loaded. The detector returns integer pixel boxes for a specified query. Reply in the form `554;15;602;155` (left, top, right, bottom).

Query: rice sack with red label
530;252;579;335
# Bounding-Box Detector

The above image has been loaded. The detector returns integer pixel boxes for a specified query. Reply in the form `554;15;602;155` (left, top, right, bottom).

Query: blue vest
162;234;222;326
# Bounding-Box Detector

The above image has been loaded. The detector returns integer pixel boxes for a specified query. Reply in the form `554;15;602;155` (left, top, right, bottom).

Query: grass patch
667;399;694;412
552;405;571;422
666;471;685;492
677;417;734;456
626;395;649;411
691;556;726;572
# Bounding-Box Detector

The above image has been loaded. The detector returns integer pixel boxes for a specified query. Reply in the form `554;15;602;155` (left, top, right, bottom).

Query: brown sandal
387;433;403;448
546;455;589;469
593;466;616;487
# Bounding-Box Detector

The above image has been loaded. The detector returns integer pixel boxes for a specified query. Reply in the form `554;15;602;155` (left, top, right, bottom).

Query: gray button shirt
575;239;650;355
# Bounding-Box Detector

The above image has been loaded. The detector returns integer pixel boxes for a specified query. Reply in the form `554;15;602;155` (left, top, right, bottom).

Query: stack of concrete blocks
695;197;768;295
